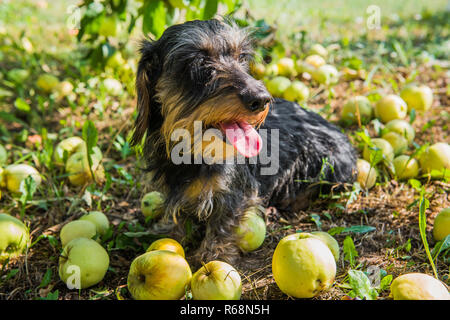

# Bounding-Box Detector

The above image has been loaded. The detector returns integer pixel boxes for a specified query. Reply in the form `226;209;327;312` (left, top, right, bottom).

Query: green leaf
14;98;31;112
310;214;322;230
143;1;166;38
379;274;393;291
343;236;358;267
347;269;378;300
39;268;53;288
82;120;99;182
432;235;450;260
328;225;375;236
203;0;219;20
418;193;438;278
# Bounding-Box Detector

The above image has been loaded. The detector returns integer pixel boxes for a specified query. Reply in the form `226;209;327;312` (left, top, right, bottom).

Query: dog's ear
131;38;161;146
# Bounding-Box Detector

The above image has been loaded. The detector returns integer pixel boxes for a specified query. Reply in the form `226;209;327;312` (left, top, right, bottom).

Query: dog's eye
239;53;250;62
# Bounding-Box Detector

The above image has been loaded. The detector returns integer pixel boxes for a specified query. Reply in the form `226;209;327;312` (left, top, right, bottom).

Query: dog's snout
241;92;271;112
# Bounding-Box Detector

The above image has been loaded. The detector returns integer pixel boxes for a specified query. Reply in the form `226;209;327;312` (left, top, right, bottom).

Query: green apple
264;64;279;77
283;81;309;102
276;58;296;77
147;238;185;258
310;231;340;262
0;213;29;263
3;164;42;194
374;95;407;123
103;78;123;96
432;207;450;242
400;84;433;112
59;238;109;289
79;211;110;236
141;191;165;219
54;136;86;166
65;151;105;186
363;138;395;163
60;220;98;248
340;96;373;124
266;76;291;97
191;261;242;300
169;0;189;9
311;64;339;85
384;119;415;144
272;233;336;298
7;68;30;83
356;159;378;189
0;144;7;166
382;132;408;156
390;273;449;300
250;62;266;80
393;155;419;180
308;44;328;57
127;250;192;300
234;207;266;252
106;51;126;70
98;15;119;37
304;55;326;68
36;74;60;93
419;142;450;177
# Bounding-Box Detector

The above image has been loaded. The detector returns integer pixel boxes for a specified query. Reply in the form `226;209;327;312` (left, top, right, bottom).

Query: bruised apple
141;191;165;219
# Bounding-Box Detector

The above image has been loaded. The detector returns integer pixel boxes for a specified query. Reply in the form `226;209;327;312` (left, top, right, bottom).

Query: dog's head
131;19;271;161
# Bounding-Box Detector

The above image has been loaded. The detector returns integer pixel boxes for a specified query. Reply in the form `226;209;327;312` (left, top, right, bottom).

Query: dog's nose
240;92;271;112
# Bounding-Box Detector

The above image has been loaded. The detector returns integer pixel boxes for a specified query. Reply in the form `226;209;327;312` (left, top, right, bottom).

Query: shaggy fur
131;19;357;264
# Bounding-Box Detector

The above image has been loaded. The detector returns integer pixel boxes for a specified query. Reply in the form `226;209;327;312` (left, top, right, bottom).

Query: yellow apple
98;15;119;37
60;220;98;248
311;64;339;85
79;211;110;236
400;84;433;112
393;155;419;180
272;233;336;298
283;81;309;102
191;261;242;300
127;250;192;300
384;119;415;144
419;142;450;177
390;273;449;300
264;63;279;77
147;238;185;258
59;238;109;289
310;231;340;262
54;136;86;166
36;74;60;93
363;138;394;162
340;96;373;124
356;159;378;189
382;131;408;155
234;207;266;252
0;213;29;263
3;164;42;194
65;151;105;186
308;44;328;57
141;191;165;219
304;55;326;68
374;95;408;123
276;57;296;77
250;62;266;80
432;207;450;242
106;51;126;70
266;76;291;97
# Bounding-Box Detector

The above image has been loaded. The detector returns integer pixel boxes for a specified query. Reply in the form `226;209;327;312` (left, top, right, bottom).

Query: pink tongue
221;121;262;158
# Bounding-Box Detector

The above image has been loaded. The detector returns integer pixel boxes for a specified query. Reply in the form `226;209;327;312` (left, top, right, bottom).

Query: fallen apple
356;158;378;189
374;95;408;123
191;261;242;300
393;155;419;180
250;62;266;80
419;142;450;177
7;68;30;84
57;80;74;98
79;211;110;236
3;164;42;194
283;80;309;102
272;233;336;298
141;191;165;219
400;84;433;112
276;57;296;77
147;238;185;258
60;220;98;248
308;43;328;57
234;207;266;252
266;76;291;97
310;231;340;262
363;138;395;163
432;207;450;242
390;273;449;300
0;213;29;264
106;51;126;70
311;64;339;85
304;55;326;68
340;96;373;124
381;131;408;156
264;63;279;77
65;151;105;186
127;250;192;300
59;238;109;289
54;136;86;166
98;15;119;37
36;74;60;93
384;119;415;144
0;144;7;166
